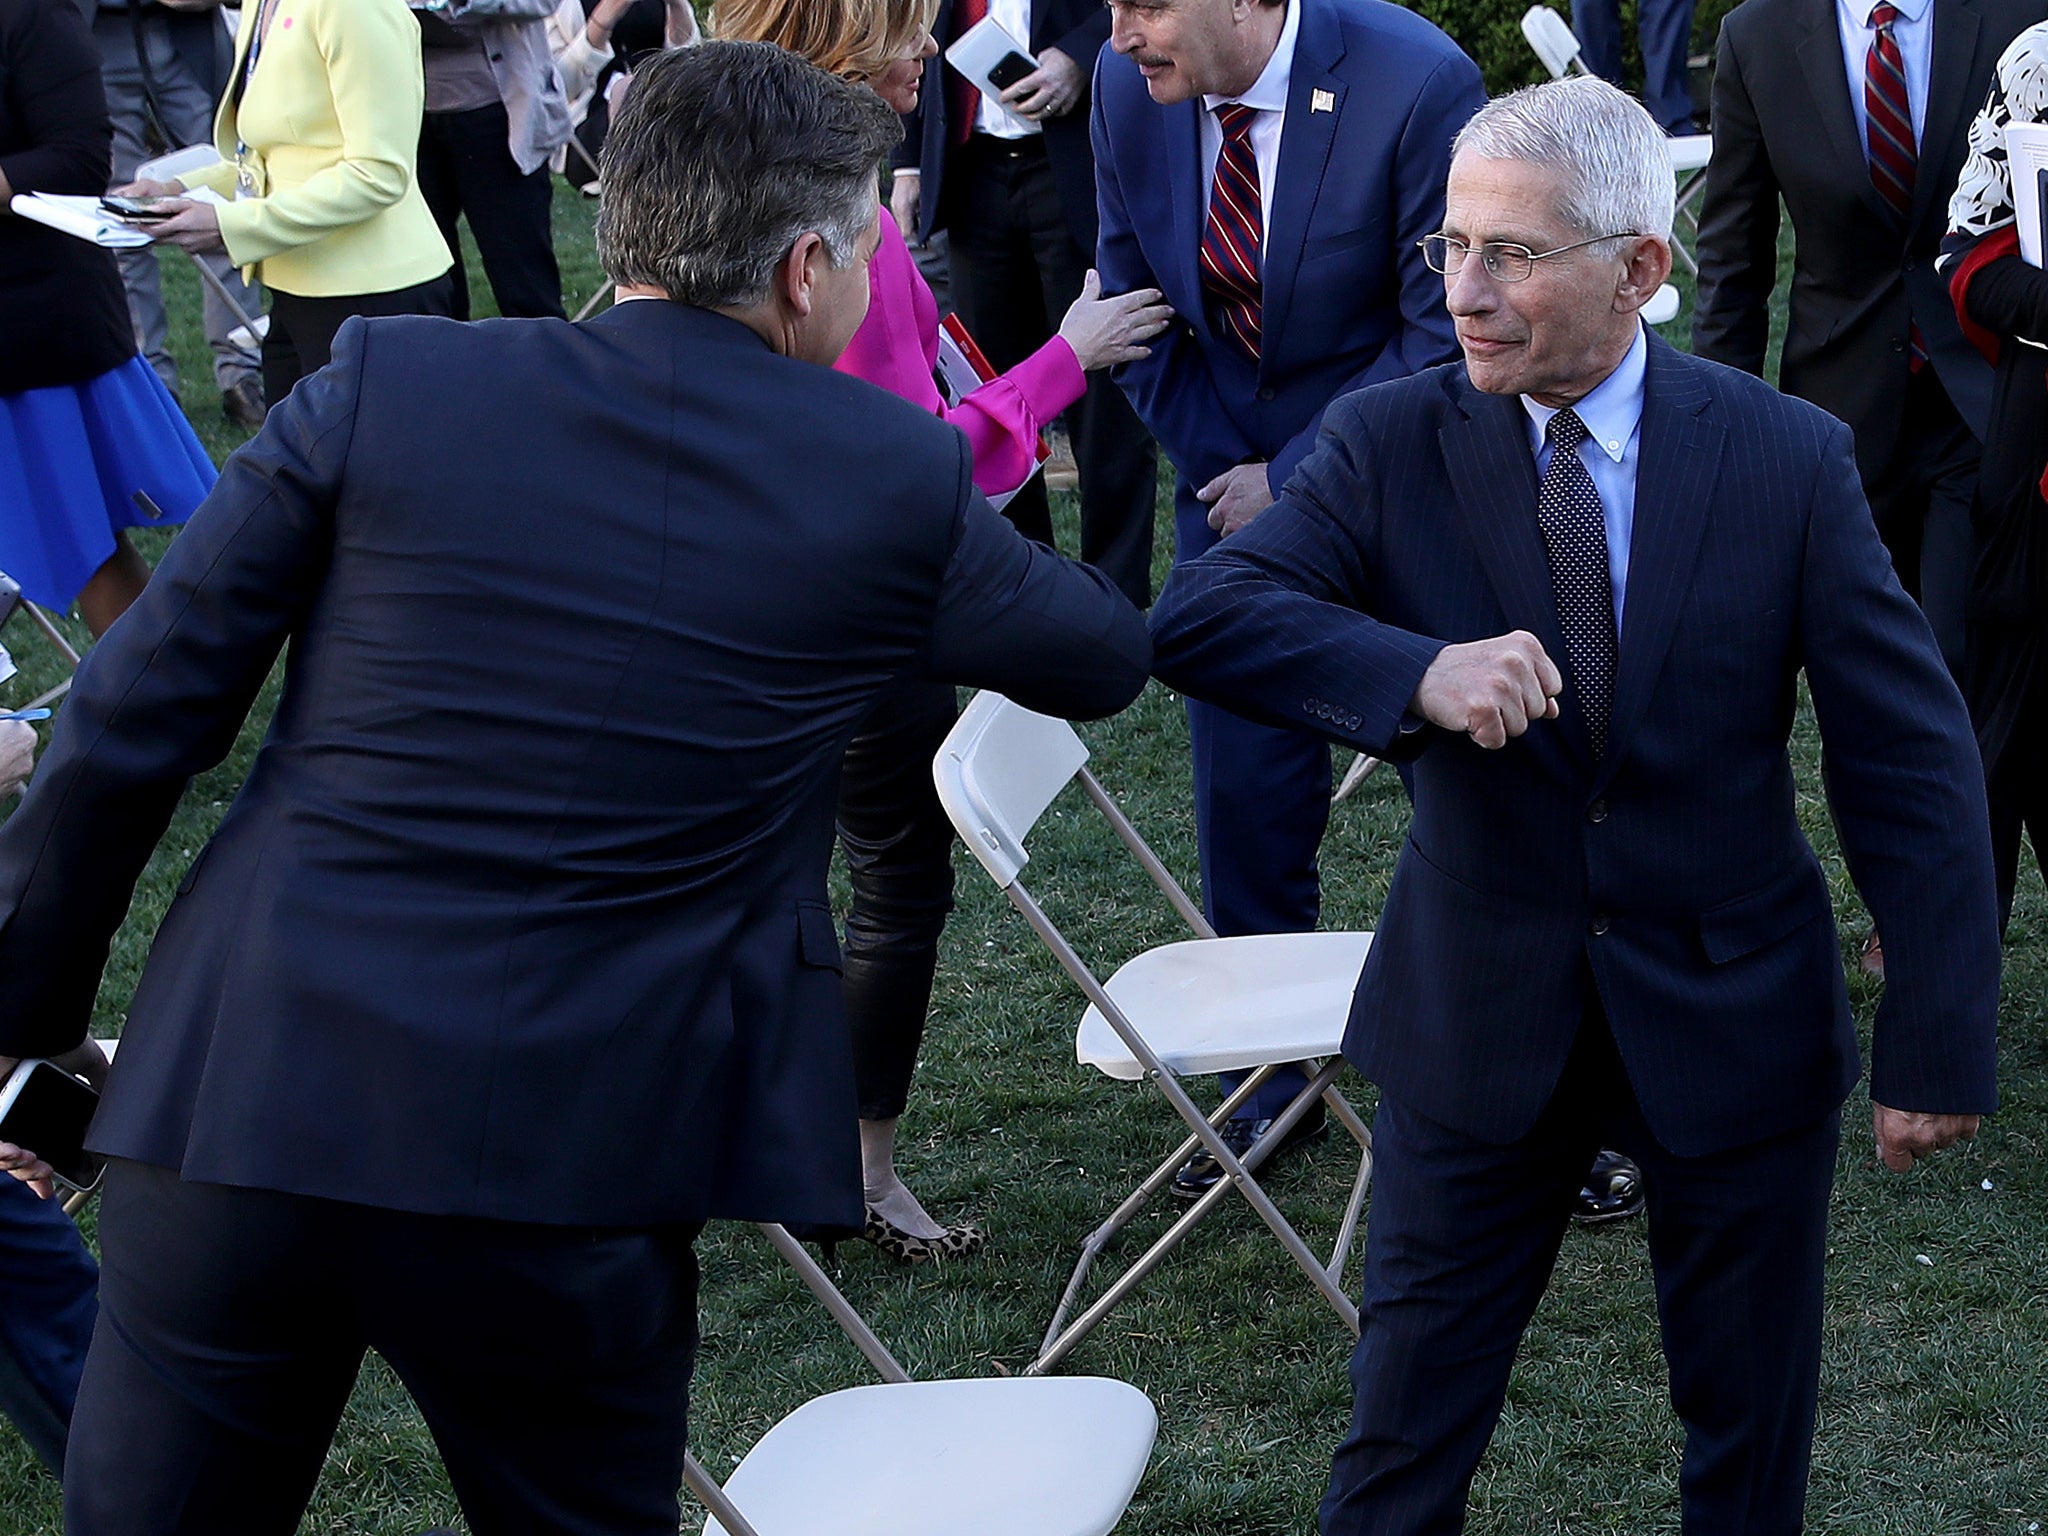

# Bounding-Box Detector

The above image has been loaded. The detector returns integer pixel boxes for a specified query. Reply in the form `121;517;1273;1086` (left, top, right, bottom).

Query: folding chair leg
1038;1068;1277;1355
1030;1058;1363;1375
22;603;79;667
1323;1087;1375;1284
188;256;263;340
757;1224;911;1385
684;1450;763;1536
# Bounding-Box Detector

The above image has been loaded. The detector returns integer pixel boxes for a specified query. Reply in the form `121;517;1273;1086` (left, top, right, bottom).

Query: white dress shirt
1836;0;1934;152
975;0;1043;138
1198;0;1301;244
1520;322;1649;637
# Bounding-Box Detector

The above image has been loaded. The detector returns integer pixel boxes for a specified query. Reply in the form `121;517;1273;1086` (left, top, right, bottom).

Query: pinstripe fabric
1199;103;1264;360
1150;336;2002;1157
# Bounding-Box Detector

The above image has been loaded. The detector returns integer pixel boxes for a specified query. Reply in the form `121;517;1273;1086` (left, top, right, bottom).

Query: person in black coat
0;0;214;635
1692;0;2041;676
0;43;1149;1535
1943;18;2048;932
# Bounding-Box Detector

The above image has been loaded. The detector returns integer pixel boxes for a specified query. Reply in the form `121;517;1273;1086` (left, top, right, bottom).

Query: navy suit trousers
0;1176;97;1475
65;1162;703;1536
1322;1006;1838;1535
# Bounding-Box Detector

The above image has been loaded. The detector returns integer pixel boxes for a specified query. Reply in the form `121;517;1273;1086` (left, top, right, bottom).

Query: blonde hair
711;0;937;83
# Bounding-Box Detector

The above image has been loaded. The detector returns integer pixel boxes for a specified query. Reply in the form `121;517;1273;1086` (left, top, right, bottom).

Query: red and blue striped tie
1864;3;1926;364
1200;103;1263;361
1864;3;1916;219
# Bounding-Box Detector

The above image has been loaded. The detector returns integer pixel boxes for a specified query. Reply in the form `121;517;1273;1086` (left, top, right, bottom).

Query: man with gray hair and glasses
1150;75;1998;1533
0;40;1147;1535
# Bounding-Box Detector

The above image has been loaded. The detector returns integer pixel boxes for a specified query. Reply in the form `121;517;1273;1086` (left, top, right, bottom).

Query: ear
773;230;832;321
1613;234;1674;317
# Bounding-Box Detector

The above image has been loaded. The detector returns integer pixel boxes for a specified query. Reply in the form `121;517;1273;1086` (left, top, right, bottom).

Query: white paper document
9;188;226;250
2003;122;2048;268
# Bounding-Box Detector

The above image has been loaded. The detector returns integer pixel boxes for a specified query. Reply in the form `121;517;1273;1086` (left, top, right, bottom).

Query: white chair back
932;692;1088;888
1520;5;1585;78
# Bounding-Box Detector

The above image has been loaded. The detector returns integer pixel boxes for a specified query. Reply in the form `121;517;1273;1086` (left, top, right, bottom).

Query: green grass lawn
1;190;2042;1535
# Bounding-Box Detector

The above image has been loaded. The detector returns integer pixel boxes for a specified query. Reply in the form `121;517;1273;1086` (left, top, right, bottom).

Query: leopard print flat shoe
860;1206;986;1264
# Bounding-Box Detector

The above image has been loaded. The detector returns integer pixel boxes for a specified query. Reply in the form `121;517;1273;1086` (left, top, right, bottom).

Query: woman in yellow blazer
119;0;453;404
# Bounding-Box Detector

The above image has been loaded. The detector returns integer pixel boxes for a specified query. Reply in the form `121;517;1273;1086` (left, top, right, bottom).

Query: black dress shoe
1572;1148;1645;1223
221;376;267;431
1171;1103;1327;1200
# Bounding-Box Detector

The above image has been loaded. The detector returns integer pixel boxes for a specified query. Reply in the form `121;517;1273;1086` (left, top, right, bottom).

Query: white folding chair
0;568;81;712
1521;3;1589;78
933;692;1374;1376
1332;751;1381;804
685;1224;1157;1536
1518;7;1714;274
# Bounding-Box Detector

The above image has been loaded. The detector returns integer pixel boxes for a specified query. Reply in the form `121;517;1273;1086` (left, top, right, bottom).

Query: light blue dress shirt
1836;0;1934;152
1521;321;1648;639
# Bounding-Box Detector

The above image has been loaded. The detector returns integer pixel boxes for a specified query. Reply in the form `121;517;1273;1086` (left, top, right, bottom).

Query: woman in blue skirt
0;0;214;638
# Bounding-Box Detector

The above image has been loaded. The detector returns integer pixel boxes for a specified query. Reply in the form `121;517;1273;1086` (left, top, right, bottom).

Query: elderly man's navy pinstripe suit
1151;335;2000;1533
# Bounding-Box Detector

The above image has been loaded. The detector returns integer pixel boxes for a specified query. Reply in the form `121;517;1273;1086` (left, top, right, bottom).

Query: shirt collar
1845;0;1931;28
1202;0;1299;118
1520;321;1648;464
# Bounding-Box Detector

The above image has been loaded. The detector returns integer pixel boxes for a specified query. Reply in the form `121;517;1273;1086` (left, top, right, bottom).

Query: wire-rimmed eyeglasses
1417;232;1639;283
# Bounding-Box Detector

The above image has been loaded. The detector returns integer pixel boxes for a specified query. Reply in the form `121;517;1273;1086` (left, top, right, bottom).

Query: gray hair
1452;76;1674;244
596;41;902;308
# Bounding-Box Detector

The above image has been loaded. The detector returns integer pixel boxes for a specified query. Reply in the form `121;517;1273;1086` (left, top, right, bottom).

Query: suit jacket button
1257;386;1276;401
1588;915;1610;937
1587;798;1608;823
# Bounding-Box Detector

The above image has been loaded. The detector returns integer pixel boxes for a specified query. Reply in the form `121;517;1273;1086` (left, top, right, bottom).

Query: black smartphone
99;194;173;223
0;570;20;632
0;1059;104;1194
986;49;1037;91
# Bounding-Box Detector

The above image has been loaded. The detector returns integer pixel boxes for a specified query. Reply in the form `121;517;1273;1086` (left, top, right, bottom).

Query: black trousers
417;102;566;322
264;273;455;406
1986;688;2048;932
64;1161;702;1536
838;677;960;1122
944;135;1160;608
1866;365;1980;674
1322;1011;1840;1536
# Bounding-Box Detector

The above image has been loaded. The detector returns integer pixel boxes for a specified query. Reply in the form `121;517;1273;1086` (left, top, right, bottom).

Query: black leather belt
968;132;1048;158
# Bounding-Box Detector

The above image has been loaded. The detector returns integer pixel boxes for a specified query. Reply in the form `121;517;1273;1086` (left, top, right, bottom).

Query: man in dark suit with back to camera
0;42;1148;1536
1692;0;2041;677
894;0;1161;608
1152;77;2000;1534
1091;0;1485;1193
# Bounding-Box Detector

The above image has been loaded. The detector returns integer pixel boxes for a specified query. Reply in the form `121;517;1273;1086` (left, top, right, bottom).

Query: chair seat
1077;931;1374;1082
704;1377;1158;1536
1667;133;1713;173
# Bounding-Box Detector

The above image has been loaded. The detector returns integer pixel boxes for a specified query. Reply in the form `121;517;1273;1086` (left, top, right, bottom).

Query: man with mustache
1090;0;1483;1199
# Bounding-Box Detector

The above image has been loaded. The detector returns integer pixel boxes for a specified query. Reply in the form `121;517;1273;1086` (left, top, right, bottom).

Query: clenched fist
1411;631;1563;749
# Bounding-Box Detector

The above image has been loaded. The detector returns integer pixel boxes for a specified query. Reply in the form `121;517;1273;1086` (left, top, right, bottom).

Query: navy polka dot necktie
1536;407;1618;757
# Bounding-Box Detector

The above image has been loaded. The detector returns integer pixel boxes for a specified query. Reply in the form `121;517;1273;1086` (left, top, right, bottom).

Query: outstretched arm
0;328;367;1059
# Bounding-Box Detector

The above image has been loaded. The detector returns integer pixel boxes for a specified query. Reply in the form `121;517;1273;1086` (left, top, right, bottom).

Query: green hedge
1408;0;1744;100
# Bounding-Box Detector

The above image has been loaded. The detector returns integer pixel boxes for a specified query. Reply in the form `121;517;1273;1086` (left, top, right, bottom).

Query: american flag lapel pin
1311;88;1335;113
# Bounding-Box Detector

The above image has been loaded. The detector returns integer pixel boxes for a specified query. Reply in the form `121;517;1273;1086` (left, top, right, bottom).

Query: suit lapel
1914;0;1984;233
1163;100;1207;311
1263;0;1347;362
1796;0;1900;228
1438;376;1591;767
1596;340;1724;791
